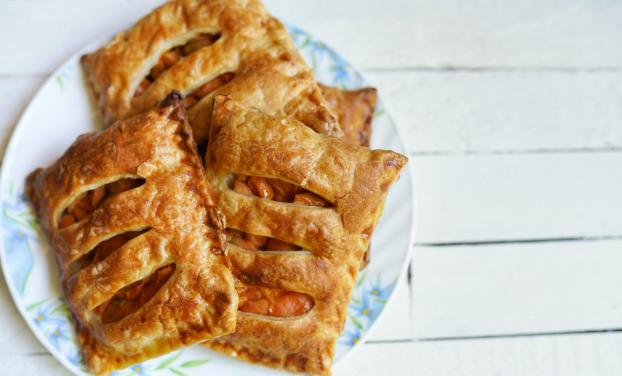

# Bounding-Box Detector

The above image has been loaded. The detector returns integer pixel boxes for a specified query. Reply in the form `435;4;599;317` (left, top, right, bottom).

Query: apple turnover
26;94;237;374
81;0;341;143
202;96;407;375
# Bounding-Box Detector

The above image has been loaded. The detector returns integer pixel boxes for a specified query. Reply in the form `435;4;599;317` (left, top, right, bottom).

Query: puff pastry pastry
26;95;237;374
202;96;407;375
320;84;378;268
320;84;377;148
81;0;341;143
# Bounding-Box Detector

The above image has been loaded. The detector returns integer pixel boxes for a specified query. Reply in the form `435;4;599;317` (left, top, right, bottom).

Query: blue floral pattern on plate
2;185;37;296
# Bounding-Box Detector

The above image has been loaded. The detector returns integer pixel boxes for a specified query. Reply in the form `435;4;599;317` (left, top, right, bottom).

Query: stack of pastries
25;0;407;375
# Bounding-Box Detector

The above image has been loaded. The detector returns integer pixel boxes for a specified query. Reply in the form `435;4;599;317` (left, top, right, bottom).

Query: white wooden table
2;0;622;374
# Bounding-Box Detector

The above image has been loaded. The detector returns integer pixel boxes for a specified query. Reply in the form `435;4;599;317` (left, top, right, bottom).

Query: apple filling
133;32;234;107
59;178;145;229
95;264;176;324
237;283;314;318
231;175;330;207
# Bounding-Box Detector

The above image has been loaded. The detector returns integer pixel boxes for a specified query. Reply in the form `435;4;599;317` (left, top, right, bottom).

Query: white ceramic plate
0;25;414;375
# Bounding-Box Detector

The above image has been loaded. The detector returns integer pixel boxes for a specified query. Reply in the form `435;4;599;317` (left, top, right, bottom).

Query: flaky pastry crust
81;0;341;143
320;84;377;148
202;96;407;375
26;97;237;375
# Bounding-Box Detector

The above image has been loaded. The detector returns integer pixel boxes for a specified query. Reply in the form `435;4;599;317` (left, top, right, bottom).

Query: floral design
2;185;37;295
287;24;364;89
364;278;394;303
26;298;86;370
0;25;401;375
54;60;77;90
339;325;363;347
25;296;212;376
111;350;210;376
339;272;396;348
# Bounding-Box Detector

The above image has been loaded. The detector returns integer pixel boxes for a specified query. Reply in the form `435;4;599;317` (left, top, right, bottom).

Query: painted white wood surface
412;240;622;338
338;332;622;376
413;153;622;243
2;0;622;375
368;71;622;153
4;0;622;74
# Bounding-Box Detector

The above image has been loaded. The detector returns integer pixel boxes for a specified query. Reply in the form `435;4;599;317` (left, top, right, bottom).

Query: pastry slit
133;32;222;98
226;246;333;294
58;177;145;229
95;263;177;324
182;72;235;109
230;175;333;208
236;281;315;318
227;228;303;251
66;228;177;312
68;229;149;276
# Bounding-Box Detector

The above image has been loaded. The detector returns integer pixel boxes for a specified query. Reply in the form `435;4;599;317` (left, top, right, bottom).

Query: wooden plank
413;153;622;243
3;0;622;75
368;70;622;153
411;240;622;339
274;0;622;70
337;332;622;375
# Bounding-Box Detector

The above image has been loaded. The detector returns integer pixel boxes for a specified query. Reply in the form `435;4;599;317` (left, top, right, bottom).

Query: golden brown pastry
203;96;407;375
320;84;378;269
320;84;377;147
81;0;341;143
26;94;238;375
